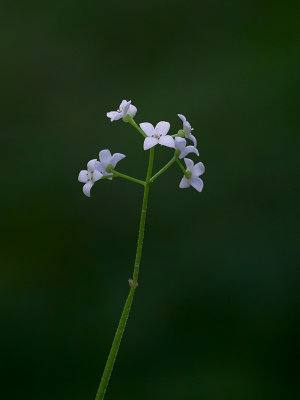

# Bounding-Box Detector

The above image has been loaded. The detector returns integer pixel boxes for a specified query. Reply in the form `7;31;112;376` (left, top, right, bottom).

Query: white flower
107;100;137;122
97;149;126;178
179;158;205;192
174;137;199;159
78;159;103;197
178;114;197;147
140;121;175;150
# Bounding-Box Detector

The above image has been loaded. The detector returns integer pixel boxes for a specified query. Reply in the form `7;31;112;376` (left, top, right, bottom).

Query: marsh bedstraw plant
78;99;205;399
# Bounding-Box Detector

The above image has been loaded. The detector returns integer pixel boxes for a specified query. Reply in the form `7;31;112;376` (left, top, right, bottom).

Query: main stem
95;148;155;400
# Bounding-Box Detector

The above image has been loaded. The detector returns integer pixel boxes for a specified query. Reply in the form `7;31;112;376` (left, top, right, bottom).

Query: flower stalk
110;170;145;186
150;156;177;183
95;148;154;400
128;118;147;138
176;158;189;176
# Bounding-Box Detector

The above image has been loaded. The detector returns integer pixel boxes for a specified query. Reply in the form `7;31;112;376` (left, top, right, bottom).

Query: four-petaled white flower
178;114;197;147
174;137;199;159
78;159;103;197
179;158;205;192
97;149;126;178
140;121;175;150
107;100;137;122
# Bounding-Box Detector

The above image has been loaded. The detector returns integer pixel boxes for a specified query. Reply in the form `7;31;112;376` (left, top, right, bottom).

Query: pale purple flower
174;137;199;159
179;158;205;192
178;114;197;147
96;149;126;178
140;121;175;150
78;159;103;197
107;100;137;122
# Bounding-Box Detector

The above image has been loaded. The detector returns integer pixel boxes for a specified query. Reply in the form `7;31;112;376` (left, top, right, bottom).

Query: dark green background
1;1;299;399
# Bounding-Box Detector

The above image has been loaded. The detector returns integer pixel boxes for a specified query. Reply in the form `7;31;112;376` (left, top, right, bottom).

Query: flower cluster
78;150;125;197
78;99;205;196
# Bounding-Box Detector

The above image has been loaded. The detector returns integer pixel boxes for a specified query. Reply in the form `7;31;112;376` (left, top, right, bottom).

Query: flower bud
177;129;185;137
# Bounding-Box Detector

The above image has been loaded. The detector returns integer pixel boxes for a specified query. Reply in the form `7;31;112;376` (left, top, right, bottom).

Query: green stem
176;158;190;177
111;170;145;186
133;147;154;283
95;148;155;400
128;118;147;138
150;156;176;183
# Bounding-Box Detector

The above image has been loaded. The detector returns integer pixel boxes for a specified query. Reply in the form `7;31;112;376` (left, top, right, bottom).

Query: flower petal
179;145;199;159
175;137;186;152
107;111;122;121
177;114;186;123
78;170;89;183
193;161;205;176
93;170;103;182
95;162;106;174
128;104;137;117
179;176;191;188
155;121;170;136
99;149;112;164
83;182;93;197
140;122;155;137
121;100;131;114
183;158;194;171
87;159;99;171
191;177;203;192
111;153;126;167
143;137;158;150
183;120;192;135
158;135;175;148
119;99;129;109
187;133;197;147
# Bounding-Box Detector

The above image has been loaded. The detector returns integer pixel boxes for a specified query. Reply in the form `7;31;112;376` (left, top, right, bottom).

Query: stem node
128;279;138;288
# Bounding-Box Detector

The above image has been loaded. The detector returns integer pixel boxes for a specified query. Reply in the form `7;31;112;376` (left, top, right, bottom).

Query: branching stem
128;118;147;138
110;170;145;186
150;156;176;183
176;158;190;177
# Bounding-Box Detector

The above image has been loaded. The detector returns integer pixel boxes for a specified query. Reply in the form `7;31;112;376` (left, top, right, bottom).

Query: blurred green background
1;1;299;399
